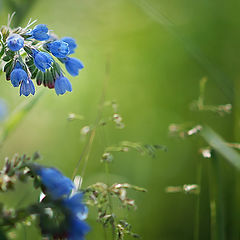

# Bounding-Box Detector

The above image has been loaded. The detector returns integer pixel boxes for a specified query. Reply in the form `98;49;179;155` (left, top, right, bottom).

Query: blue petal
48;40;69;58
33;51;53;72
55;76;72;95
65;57;84;77
20;79;35;96
7;34;24;51
68;217;90;240
61;37;77;55
36;167;75;199
10;68;28;87
32;24;49;41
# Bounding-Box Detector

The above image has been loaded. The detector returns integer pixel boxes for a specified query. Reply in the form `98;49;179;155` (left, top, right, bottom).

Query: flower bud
47;40;69;58
54;74;72;95
33;50;53;72
10;62;28;87
61;37;77;54
64;57;84;76
7;34;24;51
30;24;49;41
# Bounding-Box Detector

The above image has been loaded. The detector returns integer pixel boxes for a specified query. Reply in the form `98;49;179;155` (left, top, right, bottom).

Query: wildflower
63;193;90;240
36;167;74;199
61;37;77;54
33;50;53;72
7;34;24;51
10;62;28;87
54;75;72;95
30;24;49;41
47;40;69;58
20;78;35;96
64;57;84;76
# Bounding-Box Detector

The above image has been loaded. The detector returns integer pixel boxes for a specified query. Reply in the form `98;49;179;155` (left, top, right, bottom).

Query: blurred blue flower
61;37;77;55
10;62;28;87
68;216;90;240
47;40;69;58
54;75;72;95
33;50;53;72
30;24;49;41
36;167;75;199
63;193;90;240
7;34;24;51
64;57;84;76
20;78;35;96
0;99;8;121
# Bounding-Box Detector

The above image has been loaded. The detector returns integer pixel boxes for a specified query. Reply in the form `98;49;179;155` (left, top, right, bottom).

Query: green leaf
0;90;44;144
200;126;240;170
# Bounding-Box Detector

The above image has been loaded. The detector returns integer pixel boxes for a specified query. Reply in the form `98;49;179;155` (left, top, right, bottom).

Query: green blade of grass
0;90;44;145
200;126;240;170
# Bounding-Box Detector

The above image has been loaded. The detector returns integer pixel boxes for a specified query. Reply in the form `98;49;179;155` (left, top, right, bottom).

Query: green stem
208;153;225;240
194;159;202;240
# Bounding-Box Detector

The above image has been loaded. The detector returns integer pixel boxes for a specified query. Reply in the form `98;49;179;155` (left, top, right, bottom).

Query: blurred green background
0;0;239;239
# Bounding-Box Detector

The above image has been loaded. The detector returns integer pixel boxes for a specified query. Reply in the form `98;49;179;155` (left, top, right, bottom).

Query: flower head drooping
61;37;77;55
10;62;28;87
64;57;84;76
36;167;75;199
54;74;72;95
32;50;53;72
1;16;84;96
63;193;90;240
7;34;24;51
47;40;70;58
30;24;50;41
34;166;90;240
20;78;35;96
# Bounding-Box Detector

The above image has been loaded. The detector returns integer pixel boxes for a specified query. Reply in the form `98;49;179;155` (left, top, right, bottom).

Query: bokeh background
0;0;239;239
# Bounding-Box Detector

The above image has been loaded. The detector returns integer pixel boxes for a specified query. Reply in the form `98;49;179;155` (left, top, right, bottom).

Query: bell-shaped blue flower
20;78;35;96
36;167;75;199
64;57;84;76
55;75;72;95
61;37;77;55
63;193;88;220
68;216;90;240
7;34;24;51
63;193;90;240
33;50;53;72
30;24;49;41
10;62;28;87
47;40;69;58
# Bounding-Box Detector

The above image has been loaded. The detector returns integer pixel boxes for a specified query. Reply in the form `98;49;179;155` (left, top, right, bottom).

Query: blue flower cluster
36;167;90;240
2;23;84;96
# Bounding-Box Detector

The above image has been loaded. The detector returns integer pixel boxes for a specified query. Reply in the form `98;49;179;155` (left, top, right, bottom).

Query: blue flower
33;50;53;72
20;78;35;96
10;62;28;87
61;37;77;55
47;40;69;58
36;167;75;199
63;193;90;240
0;99;8;121
7;34;24;51
30;24;49;41
54;75;72;95
68;216;90;240
64;57;84;76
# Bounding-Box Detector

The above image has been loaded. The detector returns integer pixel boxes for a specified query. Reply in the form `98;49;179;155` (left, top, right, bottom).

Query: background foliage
0;0;239;239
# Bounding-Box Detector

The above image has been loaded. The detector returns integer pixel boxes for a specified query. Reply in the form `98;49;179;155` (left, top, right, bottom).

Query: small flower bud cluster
0;20;84;96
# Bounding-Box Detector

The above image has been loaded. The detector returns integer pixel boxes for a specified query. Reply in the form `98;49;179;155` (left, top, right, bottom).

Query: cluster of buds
0;16;84;96
0;153;40;191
